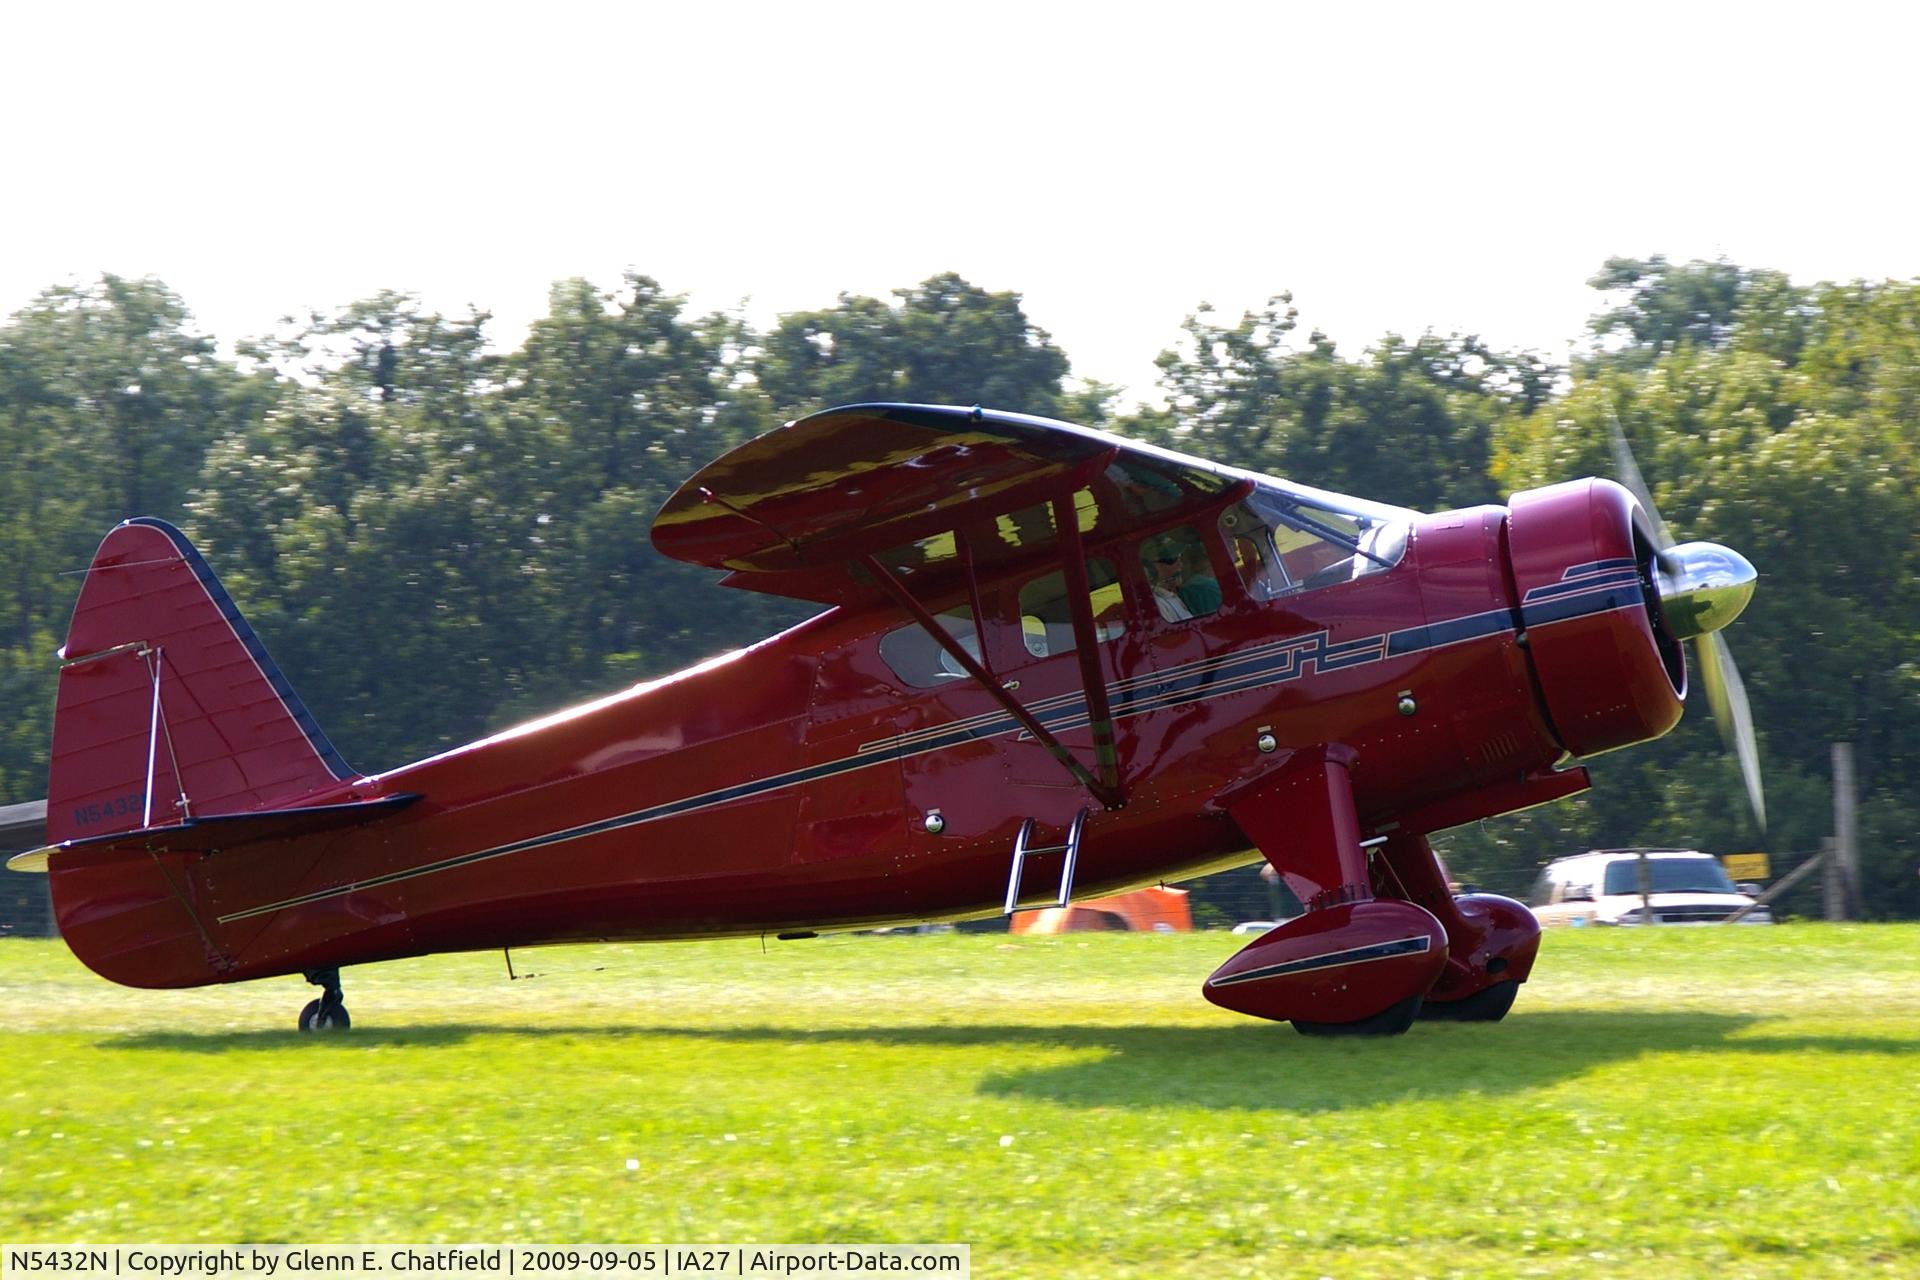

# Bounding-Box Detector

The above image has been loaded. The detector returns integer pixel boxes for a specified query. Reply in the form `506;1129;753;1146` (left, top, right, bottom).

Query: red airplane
10;403;1760;1035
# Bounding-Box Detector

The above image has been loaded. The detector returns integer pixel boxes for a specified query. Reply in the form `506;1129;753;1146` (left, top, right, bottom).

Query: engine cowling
1505;478;1684;757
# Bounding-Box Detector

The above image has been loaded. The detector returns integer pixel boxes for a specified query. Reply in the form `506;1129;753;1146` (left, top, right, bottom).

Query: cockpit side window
1228;487;1412;596
878;605;979;687
1219;505;1286;600
1018;558;1123;659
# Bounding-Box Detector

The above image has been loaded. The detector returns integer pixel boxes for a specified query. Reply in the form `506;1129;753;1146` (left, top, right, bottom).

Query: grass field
2;925;1917;1278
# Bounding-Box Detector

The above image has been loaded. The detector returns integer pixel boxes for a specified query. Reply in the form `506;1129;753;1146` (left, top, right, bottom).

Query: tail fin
47;518;356;846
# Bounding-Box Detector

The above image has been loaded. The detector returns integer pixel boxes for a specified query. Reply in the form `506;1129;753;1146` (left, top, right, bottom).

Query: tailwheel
1419;980;1519;1023
1292;993;1424;1037
298;967;350;1033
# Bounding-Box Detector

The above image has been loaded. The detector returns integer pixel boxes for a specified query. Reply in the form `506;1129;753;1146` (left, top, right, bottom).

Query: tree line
2;261;1915;916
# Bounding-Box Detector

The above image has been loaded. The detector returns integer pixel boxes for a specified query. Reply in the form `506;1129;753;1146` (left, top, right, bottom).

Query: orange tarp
1010;886;1193;934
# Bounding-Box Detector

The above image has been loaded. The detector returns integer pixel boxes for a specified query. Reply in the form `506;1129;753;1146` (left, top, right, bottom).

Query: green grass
3;926;1918;1278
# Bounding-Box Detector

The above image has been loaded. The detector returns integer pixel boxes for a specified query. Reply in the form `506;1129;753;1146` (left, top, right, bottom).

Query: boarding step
1002;808;1089;915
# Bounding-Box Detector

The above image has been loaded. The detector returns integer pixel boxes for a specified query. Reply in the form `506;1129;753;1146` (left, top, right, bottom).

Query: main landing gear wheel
298;967;350;1033
1419;980;1519;1023
298;998;351;1032
1292;993;1424;1037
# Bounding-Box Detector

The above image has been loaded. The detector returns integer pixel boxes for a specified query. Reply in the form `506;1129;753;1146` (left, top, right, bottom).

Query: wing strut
858;552;1125;811
1050;491;1123;797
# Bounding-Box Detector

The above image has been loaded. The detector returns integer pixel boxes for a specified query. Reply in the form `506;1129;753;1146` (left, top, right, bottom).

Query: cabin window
1219;488;1411;596
992;503;1058;554
878;605;979;688
1018;558;1122;659
1272;504;1372;587
990;489;1103;556
1140;526;1222;623
1104;461;1184;515
1219;508;1285;601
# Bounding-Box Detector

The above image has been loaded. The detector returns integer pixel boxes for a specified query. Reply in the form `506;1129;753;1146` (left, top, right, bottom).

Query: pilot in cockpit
1147;533;1222;622
1150;546;1194;622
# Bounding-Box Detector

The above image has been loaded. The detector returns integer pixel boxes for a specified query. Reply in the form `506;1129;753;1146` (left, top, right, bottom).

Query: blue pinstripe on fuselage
215;572;1643;924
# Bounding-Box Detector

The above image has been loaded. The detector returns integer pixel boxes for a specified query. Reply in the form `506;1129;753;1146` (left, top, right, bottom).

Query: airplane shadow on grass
633;1014;1920;1113
109;1012;1919;1114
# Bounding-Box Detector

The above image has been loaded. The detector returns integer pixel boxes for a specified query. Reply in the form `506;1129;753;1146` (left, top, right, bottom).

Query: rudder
47;518;357;847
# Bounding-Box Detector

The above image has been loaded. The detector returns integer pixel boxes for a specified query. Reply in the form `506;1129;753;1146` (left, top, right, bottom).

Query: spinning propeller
1608;414;1766;832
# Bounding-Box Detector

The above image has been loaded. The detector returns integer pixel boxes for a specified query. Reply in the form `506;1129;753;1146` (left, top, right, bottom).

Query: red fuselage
48;476;1681;990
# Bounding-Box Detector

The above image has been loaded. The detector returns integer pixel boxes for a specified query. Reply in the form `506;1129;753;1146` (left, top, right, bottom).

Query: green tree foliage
1;263;1915;921
0;276;244;798
499;274;802;711
1143;296;1549;511
757;272;1070;418
1588;256;1748;359
189;294;528;767
1486;266;1920;917
1585;256;1809;369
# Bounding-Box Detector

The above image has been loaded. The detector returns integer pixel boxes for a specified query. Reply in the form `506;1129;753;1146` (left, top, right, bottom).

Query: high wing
651;403;1255;604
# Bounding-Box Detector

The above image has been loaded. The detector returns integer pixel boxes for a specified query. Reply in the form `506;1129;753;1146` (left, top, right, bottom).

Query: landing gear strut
298;968;351;1032
1204;748;1446;1033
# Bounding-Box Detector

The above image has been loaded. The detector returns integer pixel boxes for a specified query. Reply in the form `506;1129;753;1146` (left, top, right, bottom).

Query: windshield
1219;482;1414;598
1602;857;1738;896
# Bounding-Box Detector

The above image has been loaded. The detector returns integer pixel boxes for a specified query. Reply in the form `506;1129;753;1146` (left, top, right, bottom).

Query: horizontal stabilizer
7;793;421;873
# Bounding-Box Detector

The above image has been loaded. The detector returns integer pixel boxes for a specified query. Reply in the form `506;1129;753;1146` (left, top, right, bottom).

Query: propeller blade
1694;629;1766;834
1606;406;1680;574
1605;400;1764;832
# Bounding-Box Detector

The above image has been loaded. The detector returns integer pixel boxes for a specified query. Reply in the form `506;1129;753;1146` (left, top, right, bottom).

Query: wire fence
0;875;54;937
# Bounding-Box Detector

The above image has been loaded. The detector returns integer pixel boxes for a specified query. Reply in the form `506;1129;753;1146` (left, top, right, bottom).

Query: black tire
1292;993;1423;1037
1419;980;1519;1023
298;998;352;1033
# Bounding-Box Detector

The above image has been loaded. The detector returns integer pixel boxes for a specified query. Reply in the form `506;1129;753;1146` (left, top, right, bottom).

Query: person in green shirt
1178;550;1222;616
1147;534;1221;621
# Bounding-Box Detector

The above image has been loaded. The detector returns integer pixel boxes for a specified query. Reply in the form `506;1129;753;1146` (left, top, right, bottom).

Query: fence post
1831;742;1860;919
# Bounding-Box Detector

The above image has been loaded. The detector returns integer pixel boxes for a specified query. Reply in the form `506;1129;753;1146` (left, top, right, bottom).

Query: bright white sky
4;2;1916;405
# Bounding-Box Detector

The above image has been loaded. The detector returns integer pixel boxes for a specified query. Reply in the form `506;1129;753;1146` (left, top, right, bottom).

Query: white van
1528;849;1771;926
